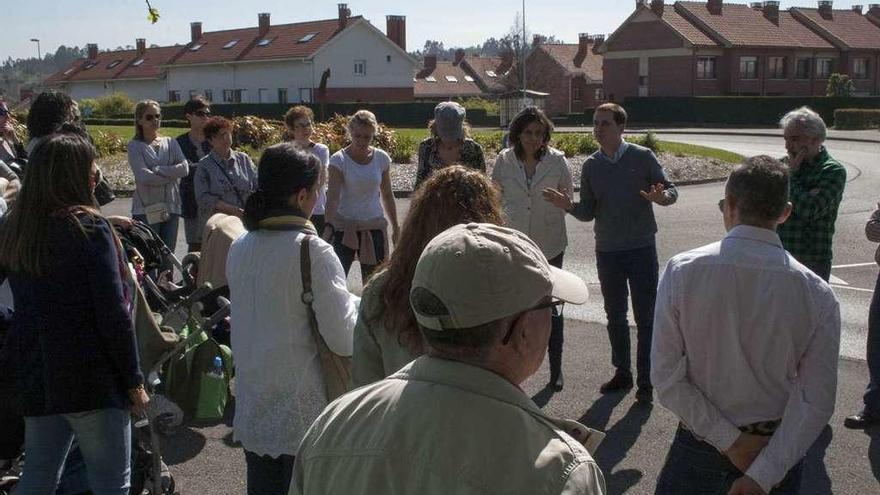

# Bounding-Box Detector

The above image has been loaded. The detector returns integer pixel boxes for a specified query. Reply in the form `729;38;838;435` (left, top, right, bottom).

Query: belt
681;419;781;437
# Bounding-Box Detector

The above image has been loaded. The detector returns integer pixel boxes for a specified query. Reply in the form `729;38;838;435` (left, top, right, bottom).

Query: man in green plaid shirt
777;107;846;281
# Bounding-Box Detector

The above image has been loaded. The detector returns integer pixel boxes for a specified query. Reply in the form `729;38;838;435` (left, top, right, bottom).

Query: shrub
78;93;136;118
625;131;661;153
834;109;880;130
389;133;417;163
91;130;127;158
551;133;598;157
455;97;500;115
826;73;856;97
232;115;284;149
472;131;505;155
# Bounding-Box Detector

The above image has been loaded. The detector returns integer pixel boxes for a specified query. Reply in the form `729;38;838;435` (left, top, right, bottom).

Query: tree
826;73;855;97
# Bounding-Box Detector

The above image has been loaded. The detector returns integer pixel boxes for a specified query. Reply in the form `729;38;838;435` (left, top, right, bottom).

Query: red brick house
599;0;879;99
514;35;605;116
791;3;880;95
413;54;484;100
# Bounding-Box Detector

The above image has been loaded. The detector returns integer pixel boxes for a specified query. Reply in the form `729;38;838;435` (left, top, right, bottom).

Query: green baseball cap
410;223;588;331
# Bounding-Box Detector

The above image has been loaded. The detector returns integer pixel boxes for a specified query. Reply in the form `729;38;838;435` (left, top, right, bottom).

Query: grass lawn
89;125;742;164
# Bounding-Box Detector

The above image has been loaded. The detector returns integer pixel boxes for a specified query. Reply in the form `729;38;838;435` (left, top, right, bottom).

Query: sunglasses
0;108;8;117
194;110;211;117
144;113;161;121
502;299;565;345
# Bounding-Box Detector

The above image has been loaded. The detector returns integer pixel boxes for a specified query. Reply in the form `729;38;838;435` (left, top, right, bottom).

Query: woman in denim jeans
0;132;148;494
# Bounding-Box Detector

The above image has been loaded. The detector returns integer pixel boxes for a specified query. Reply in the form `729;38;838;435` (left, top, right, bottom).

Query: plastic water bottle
196;356;228;421
209;356;224;378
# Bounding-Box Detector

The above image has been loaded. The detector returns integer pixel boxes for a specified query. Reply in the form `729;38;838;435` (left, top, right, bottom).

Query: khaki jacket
292;356;606;495
197;213;245;289
492;147;573;259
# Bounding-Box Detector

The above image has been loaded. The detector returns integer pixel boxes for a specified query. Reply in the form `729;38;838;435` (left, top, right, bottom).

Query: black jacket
176;132;211;219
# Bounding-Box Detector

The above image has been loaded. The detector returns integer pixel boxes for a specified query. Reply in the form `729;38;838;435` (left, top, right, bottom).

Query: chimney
532;34;542;47
636;0;648;9
454;49;465;66
818;1;833;17
424;55;437;70
763;1;780;24
258;13;270;36
574;33;590;68
591;34;606;54
651;0;665;16
87;43;98;60
190;22;202;43
386;15;406;51
338;3;351;30
136;38;146;57
870;3;880;14
708;0;723;15
750;2;763;10
852;4;863;14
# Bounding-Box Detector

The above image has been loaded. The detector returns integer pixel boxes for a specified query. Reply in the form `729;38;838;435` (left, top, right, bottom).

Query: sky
2;0;870;61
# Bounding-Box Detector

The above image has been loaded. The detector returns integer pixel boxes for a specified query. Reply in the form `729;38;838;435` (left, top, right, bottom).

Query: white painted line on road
830;284;874;293
829;274;849;286
832;262;877;269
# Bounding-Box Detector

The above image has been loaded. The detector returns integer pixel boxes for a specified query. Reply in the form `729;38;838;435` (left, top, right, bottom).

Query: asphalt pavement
102;131;880;493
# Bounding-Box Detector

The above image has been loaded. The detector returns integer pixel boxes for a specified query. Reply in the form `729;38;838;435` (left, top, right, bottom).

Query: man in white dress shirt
651;155;840;495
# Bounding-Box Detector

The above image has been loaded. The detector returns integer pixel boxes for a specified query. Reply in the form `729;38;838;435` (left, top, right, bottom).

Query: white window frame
278;88;288;104
354;59;366;76
816;58;834;79
739;56;758;80
696;56;717;80
854;58;869;79
768;56;786;80
795;58;812;80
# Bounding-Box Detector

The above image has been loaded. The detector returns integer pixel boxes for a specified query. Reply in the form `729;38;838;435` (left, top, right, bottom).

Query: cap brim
548;266;588;305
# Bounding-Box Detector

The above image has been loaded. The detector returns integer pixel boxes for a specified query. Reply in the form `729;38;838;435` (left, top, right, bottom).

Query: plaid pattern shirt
777;147;846;262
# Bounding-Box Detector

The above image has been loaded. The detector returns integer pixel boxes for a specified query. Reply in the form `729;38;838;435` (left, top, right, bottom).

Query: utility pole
521;0;527;107
30;38;41;60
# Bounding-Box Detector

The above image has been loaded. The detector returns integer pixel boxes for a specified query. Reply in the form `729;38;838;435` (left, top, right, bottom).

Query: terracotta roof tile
777;11;836;49
65;50;137;82
661;8;720;46
538;43;603;82
792;8;880;50
460;55;511;91
414;61;483;98
676;1;832;48
118;45;185;79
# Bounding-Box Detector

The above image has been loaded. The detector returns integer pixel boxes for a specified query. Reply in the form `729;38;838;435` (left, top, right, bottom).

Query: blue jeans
596;245;659;388
133;213;180;253
17;408;131;495
244;450;295;495
864;271;880;415
655;425;803;495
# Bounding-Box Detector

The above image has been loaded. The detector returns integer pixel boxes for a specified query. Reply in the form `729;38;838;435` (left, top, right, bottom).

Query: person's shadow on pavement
578;392;627;431
801;424;833;494
588;401;653;494
868;426;880;485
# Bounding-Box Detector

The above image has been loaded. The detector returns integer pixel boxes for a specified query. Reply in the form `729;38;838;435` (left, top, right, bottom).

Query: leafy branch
145;0;160;24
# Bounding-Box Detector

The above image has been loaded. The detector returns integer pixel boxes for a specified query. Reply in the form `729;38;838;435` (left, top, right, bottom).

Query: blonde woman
127;100;188;249
324;110;399;281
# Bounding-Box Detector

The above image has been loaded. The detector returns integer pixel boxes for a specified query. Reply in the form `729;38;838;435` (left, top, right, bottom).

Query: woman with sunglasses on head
127;100;188;250
352;165;504;386
491;106;573;391
0;131;147;494
285;105;329;235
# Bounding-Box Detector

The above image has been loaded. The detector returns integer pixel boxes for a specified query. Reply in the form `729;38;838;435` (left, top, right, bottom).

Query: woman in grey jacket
127;100;188;249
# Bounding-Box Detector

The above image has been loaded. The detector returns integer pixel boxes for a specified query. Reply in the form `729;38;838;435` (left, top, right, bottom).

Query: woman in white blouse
226;143;359;495
127;100;188;249
491;106;573;391
285;105;330;235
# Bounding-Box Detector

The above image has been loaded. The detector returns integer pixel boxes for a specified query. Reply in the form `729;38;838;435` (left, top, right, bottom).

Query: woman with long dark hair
492;106;573;391
352;165;504;386
0;132;147;494
227;143;358;494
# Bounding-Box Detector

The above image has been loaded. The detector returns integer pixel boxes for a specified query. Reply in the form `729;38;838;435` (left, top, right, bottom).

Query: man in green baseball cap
291;223;605;495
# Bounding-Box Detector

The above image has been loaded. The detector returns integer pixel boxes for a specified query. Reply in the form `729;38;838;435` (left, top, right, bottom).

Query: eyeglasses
501;299;565;345
718;198;726;212
144;114;161;121
194;110;211;117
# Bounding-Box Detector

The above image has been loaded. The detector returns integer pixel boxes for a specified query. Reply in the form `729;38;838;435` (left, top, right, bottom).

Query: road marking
832;262;877;269
829;274;849;286
830;284;874;293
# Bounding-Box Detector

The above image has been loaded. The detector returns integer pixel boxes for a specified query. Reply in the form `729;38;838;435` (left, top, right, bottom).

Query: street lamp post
30;38;41;60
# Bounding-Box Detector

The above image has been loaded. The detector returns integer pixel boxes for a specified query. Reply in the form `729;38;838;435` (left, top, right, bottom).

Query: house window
222;40;240;49
132;58;145;67
299;88;312;103
223;90;234;103
107;60;122;69
816;58;834;79
854;58;870;79
278;88;288;104
768;56;786;79
204;90;213;102
464;75;474;82
258;88;268;103
189;90;199;99
638;76;648;86
386;55;391;62
298;33;318;43
740;57;758;80
236;89;247;103
486;70;497;78
697;56;717;79
257;39;272;47
168;90;181;103
445;75;458;82
796;58;812;80
354;59;366;76
425;76;437;82
595;88;605;101
573;86;582;101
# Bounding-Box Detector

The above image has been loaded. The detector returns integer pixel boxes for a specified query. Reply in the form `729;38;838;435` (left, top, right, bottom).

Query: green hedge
622;96;880;127
156;102;498;128
834;109;880;130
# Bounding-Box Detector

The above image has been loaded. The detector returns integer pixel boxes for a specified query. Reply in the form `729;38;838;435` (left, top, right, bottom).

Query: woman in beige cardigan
491;106;573;391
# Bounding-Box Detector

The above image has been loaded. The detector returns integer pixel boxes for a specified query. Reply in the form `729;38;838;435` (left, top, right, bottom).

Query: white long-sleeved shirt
651;224;840;492
227;230;359;457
